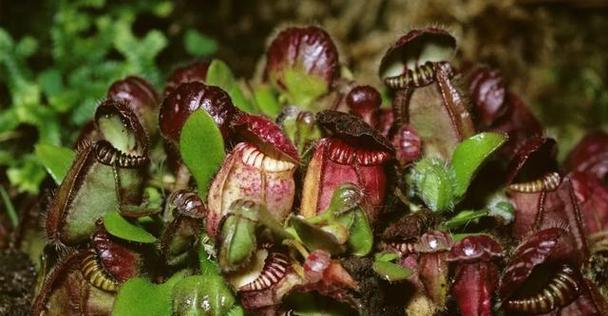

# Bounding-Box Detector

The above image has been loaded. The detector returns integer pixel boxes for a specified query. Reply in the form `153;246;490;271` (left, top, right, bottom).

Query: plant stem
0;186;18;228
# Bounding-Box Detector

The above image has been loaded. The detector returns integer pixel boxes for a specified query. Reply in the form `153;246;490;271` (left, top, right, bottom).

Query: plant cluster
0;0;216;195
3;22;608;316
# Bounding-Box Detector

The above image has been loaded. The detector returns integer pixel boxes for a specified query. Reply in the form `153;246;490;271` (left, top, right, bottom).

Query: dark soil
0;249;36;316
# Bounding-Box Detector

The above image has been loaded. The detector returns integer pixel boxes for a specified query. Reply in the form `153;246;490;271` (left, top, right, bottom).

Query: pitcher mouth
325;138;391;166
95;99;148;155
508;171;561;193
383;61;438;89
239;142;296;172
238;251;291;292
379;28;456;89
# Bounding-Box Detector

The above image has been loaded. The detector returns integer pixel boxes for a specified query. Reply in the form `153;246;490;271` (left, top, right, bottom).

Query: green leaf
112;21;167;86
282;68;328;110
113;271;187;316
38;69;64;97
345;209;373;256
411;158;454;212
374;251;400;263
143;186;164;211
206;59;255;113
253;83;281;117
172;275;236;316
34;144;75;184
441;209;489;230
15;36;38;58
179;110;225;199
450;132;507;198
372;260;412;282
7;156;47;193
0;28;15;50
184;29;218;57
103;210;157;243
0;109;19;134
288;216;345;255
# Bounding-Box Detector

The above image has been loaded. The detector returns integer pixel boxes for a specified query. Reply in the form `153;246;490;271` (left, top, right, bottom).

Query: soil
0;249;37;316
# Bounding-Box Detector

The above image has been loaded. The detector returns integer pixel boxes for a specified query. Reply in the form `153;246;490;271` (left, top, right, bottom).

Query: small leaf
253;83;281;117
144;186;164;211
153;1;174;17
411;158;454;212
34;144;75;184
282;68;328;109
179;110;225;199
206;59;256;113
450;132;507;198
289;216;345;255
184;29;218;57
372;260;412;282
103;210;157;243
8;155;48;193
172;275;236;316
113;271;187;316
38;69;64;98
374;251;400;263
441;209;489;230
345;209;373;256
15;36;38;57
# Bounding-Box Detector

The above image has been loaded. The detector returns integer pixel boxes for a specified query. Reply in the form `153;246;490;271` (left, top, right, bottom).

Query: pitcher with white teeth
206;113;300;238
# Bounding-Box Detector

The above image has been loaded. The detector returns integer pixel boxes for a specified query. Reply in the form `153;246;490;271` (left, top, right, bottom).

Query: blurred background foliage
0;0;607;196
